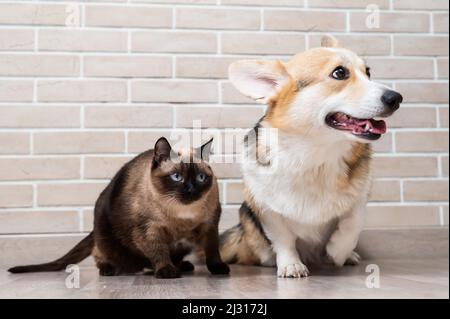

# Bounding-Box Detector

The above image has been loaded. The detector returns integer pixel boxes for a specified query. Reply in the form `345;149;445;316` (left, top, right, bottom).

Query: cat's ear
198;138;214;162
154;137;172;164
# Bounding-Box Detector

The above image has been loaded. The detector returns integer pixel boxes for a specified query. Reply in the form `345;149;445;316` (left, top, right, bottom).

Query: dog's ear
228;60;291;104
321;35;339;48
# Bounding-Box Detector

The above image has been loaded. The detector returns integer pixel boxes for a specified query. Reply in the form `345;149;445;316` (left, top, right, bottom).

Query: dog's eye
331;66;349;80
366;67;371;79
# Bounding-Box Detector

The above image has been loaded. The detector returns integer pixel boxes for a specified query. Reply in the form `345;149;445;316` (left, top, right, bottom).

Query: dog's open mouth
325;112;387;140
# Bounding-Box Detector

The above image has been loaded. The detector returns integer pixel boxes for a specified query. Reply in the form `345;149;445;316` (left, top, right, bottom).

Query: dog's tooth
365;123;370;131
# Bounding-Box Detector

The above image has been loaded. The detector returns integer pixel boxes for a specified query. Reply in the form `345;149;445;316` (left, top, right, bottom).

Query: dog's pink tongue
369;119;387;134
354;119;387;134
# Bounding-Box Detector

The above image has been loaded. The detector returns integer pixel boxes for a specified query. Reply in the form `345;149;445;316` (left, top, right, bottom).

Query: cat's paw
344;251;361;266
98;264;117;277
178;261;195;273
207;262;230;275
155;264;181;279
277;263;309;278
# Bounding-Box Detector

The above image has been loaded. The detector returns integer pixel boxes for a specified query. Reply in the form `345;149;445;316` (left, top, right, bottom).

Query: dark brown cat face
151;138;215;205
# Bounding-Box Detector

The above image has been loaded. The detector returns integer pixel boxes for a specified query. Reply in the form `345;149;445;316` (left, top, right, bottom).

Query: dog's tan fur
220;190;270;266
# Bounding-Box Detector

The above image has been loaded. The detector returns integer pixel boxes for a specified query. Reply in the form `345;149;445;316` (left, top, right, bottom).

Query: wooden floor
0;258;448;299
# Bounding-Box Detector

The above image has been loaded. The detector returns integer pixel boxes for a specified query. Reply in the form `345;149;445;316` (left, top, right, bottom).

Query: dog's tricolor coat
220;36;403;278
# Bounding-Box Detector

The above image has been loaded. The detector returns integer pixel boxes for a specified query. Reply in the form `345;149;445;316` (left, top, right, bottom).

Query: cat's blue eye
196;173;207;183
170;173;183;182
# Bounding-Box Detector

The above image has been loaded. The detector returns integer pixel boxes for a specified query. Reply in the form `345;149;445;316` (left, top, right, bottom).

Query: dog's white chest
242;141;367;225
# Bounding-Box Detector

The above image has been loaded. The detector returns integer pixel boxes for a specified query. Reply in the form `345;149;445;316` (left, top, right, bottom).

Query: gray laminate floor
0;258;448;299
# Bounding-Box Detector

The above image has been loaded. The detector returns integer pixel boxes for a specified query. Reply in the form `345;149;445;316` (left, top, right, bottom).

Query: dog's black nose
381;90;403;112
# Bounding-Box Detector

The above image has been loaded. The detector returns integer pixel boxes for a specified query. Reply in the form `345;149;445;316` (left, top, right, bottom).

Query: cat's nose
185;182;195;194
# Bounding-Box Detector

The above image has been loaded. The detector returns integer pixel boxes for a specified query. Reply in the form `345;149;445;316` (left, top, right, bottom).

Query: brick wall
0;0;448;242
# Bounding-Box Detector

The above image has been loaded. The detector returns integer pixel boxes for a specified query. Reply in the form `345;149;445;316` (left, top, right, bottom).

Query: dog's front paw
344;251;361;266
277;263;309;278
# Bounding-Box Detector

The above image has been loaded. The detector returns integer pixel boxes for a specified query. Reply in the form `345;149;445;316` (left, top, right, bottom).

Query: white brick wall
0;0;448;240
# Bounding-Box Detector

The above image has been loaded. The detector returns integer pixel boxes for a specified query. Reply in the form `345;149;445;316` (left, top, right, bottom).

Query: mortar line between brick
0;3;446;14
439;206;445;226
78;209;84;232
2;202;448;214
399;180;405;202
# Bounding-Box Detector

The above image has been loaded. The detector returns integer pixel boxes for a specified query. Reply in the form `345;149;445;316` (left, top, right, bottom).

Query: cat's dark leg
98;263;118;277
135;227;180;279
93;243;122;276
202;225;230;275
178;261;195;273
94;251;125;276
170;243;195;273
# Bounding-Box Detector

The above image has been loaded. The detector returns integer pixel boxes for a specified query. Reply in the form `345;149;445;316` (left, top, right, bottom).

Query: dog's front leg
326;203;365;267
261;211;309;278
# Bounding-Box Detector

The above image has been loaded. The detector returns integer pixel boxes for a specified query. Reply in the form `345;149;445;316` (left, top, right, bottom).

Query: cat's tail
8;232;94;274
219;203;274;266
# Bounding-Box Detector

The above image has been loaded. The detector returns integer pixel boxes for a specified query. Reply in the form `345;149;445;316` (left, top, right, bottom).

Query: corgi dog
220;35;403;278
